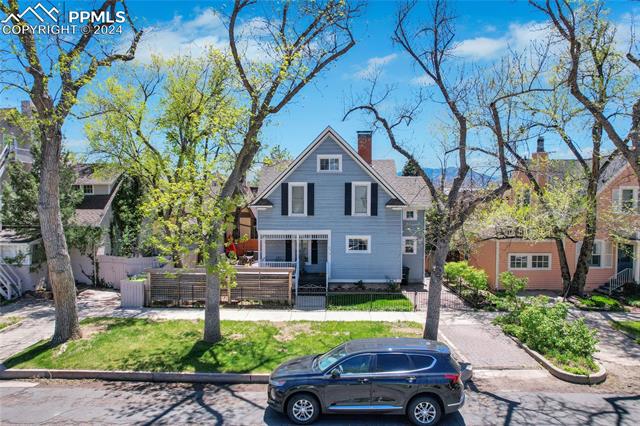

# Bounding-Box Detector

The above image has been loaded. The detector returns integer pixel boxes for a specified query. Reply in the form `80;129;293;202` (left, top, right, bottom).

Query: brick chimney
532;136;548;161
357;131;372;164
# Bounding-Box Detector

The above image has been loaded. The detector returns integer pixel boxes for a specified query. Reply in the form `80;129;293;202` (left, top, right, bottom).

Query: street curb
0;369;270;384
506;336;606;385
0;321;22;334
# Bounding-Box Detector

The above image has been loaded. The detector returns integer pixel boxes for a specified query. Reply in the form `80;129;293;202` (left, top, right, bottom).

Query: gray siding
402;209;425;283
257;135;402;281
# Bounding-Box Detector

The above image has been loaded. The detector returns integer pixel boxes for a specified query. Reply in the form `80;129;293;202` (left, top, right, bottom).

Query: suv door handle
358;378;370;383
406;376;416;383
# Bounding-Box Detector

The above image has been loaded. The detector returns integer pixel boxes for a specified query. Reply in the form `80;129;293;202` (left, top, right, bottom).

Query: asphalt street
1;379;638;425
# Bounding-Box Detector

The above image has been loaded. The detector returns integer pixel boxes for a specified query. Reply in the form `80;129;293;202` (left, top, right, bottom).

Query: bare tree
203;0;360;342
530;0;640;183
344;0;544;339
0;0;142;343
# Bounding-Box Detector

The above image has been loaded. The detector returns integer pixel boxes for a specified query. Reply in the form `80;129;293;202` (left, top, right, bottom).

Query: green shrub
495;296;598;374
499;272;527;297
444;261;488;290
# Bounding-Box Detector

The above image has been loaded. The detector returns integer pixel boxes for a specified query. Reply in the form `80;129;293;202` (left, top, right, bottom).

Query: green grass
576;295;625;311
624;295;640;308
611;320;640;344
4;318;422;373
0;316;21;330
327;293;414;311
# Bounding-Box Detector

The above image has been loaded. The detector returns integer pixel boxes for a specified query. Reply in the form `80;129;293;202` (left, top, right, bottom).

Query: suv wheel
286;393;320;425
408;396;442;426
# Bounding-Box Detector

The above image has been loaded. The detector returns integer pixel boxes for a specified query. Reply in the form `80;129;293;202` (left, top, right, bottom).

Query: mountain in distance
420;167;497;187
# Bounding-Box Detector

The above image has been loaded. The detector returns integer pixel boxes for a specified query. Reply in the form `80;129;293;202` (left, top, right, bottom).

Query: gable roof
372;160;431;207
251;127;408;206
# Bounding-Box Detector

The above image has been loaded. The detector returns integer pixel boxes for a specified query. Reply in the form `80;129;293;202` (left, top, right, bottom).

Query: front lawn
611;320;640;344
0;316;21;330
327;293;414;311
4;318;422;373
575;294;626;311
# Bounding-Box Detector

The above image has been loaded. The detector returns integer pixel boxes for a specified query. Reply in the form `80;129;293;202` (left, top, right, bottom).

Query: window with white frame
352;182;370;216
403;237;417;254
531;255;550;269
317;154;342;172
346;235;371;253
614;187;639;213
588;241;603;267
83;185;94;195
404;209;417;221
288;183;307;216
509;253;551;270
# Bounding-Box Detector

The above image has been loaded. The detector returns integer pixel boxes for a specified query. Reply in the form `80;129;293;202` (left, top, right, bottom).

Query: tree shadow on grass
2;339;53;368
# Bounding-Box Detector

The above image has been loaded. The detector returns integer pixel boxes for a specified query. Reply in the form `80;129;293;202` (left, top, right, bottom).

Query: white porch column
635;242;640;283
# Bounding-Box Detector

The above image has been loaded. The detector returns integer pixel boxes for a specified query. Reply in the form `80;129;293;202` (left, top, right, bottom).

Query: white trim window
403;237;417;255
613;186;639;213
83;185;94;195
352;182;371;216
317;154;342;172
288;183;307;216
588;240;603;267
403;209;417;221
346;235;371;254
508;253;551;270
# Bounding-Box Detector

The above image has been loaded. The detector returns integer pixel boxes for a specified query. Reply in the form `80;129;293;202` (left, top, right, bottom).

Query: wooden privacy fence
145;266;294;307
98;255;160;289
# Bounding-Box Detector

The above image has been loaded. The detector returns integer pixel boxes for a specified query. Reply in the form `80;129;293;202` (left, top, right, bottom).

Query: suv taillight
444;373;461;384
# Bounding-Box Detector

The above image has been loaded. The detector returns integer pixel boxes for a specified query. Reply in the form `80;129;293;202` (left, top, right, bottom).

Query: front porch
256;230;332;294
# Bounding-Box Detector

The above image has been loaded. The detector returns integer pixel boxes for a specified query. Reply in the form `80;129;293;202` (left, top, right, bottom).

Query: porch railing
258;261;297;269
0;259;22;300
608;268;634;295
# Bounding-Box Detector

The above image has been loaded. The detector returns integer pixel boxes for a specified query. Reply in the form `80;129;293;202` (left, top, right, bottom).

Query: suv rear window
374;354;411;372
409;355;436;370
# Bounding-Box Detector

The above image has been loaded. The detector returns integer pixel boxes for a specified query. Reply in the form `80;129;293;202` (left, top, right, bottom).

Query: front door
617;244;635;273
324;354;372;409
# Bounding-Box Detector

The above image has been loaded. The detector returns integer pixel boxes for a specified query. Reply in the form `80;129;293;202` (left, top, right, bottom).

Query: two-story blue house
250;127;430;291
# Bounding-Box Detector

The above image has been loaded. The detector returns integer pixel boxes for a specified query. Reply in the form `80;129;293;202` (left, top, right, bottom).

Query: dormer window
317;154;342;172
83;185;94;195
404;209;417;221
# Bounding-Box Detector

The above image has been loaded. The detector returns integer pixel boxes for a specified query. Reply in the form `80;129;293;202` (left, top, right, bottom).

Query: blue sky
1;0;635;170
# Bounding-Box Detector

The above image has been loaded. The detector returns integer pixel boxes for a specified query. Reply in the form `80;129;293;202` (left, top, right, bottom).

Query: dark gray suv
267;338;465;425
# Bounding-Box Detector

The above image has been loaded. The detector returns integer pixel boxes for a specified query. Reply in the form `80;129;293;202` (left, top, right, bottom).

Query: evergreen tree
402;159;421;176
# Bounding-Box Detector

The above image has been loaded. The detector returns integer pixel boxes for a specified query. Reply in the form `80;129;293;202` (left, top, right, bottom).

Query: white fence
97;255;160;289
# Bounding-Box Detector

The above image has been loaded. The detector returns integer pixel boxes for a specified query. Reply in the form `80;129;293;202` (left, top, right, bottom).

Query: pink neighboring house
469;140;640;293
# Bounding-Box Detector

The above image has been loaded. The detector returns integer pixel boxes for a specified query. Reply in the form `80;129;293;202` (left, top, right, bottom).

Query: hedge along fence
443;261;491;308
145;266;294;307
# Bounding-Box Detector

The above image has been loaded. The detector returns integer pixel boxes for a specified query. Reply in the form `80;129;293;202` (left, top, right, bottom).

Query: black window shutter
307;183;314;216
281;183;288;216
311;240;318;264
371;183;378;216
344;182;352;215
285;239;292;262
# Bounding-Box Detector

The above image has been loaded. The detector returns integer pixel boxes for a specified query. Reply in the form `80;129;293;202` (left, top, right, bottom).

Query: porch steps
0;259;22;300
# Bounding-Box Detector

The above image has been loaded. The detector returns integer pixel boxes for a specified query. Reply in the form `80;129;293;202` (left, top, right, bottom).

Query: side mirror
330;368;341;379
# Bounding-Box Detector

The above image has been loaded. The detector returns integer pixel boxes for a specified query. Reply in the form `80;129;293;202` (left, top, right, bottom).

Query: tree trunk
37;127;81;344
203;238;224;343
554;238;573;296
424;236;450;340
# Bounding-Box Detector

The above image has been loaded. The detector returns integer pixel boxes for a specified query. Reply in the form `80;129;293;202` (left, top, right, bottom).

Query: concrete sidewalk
1;289;536;374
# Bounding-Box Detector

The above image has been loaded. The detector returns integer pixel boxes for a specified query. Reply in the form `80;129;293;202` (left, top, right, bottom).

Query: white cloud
355;53;398;78
452;22;549;60
452;37;508;59
411;74;435;87
133;9;227;63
